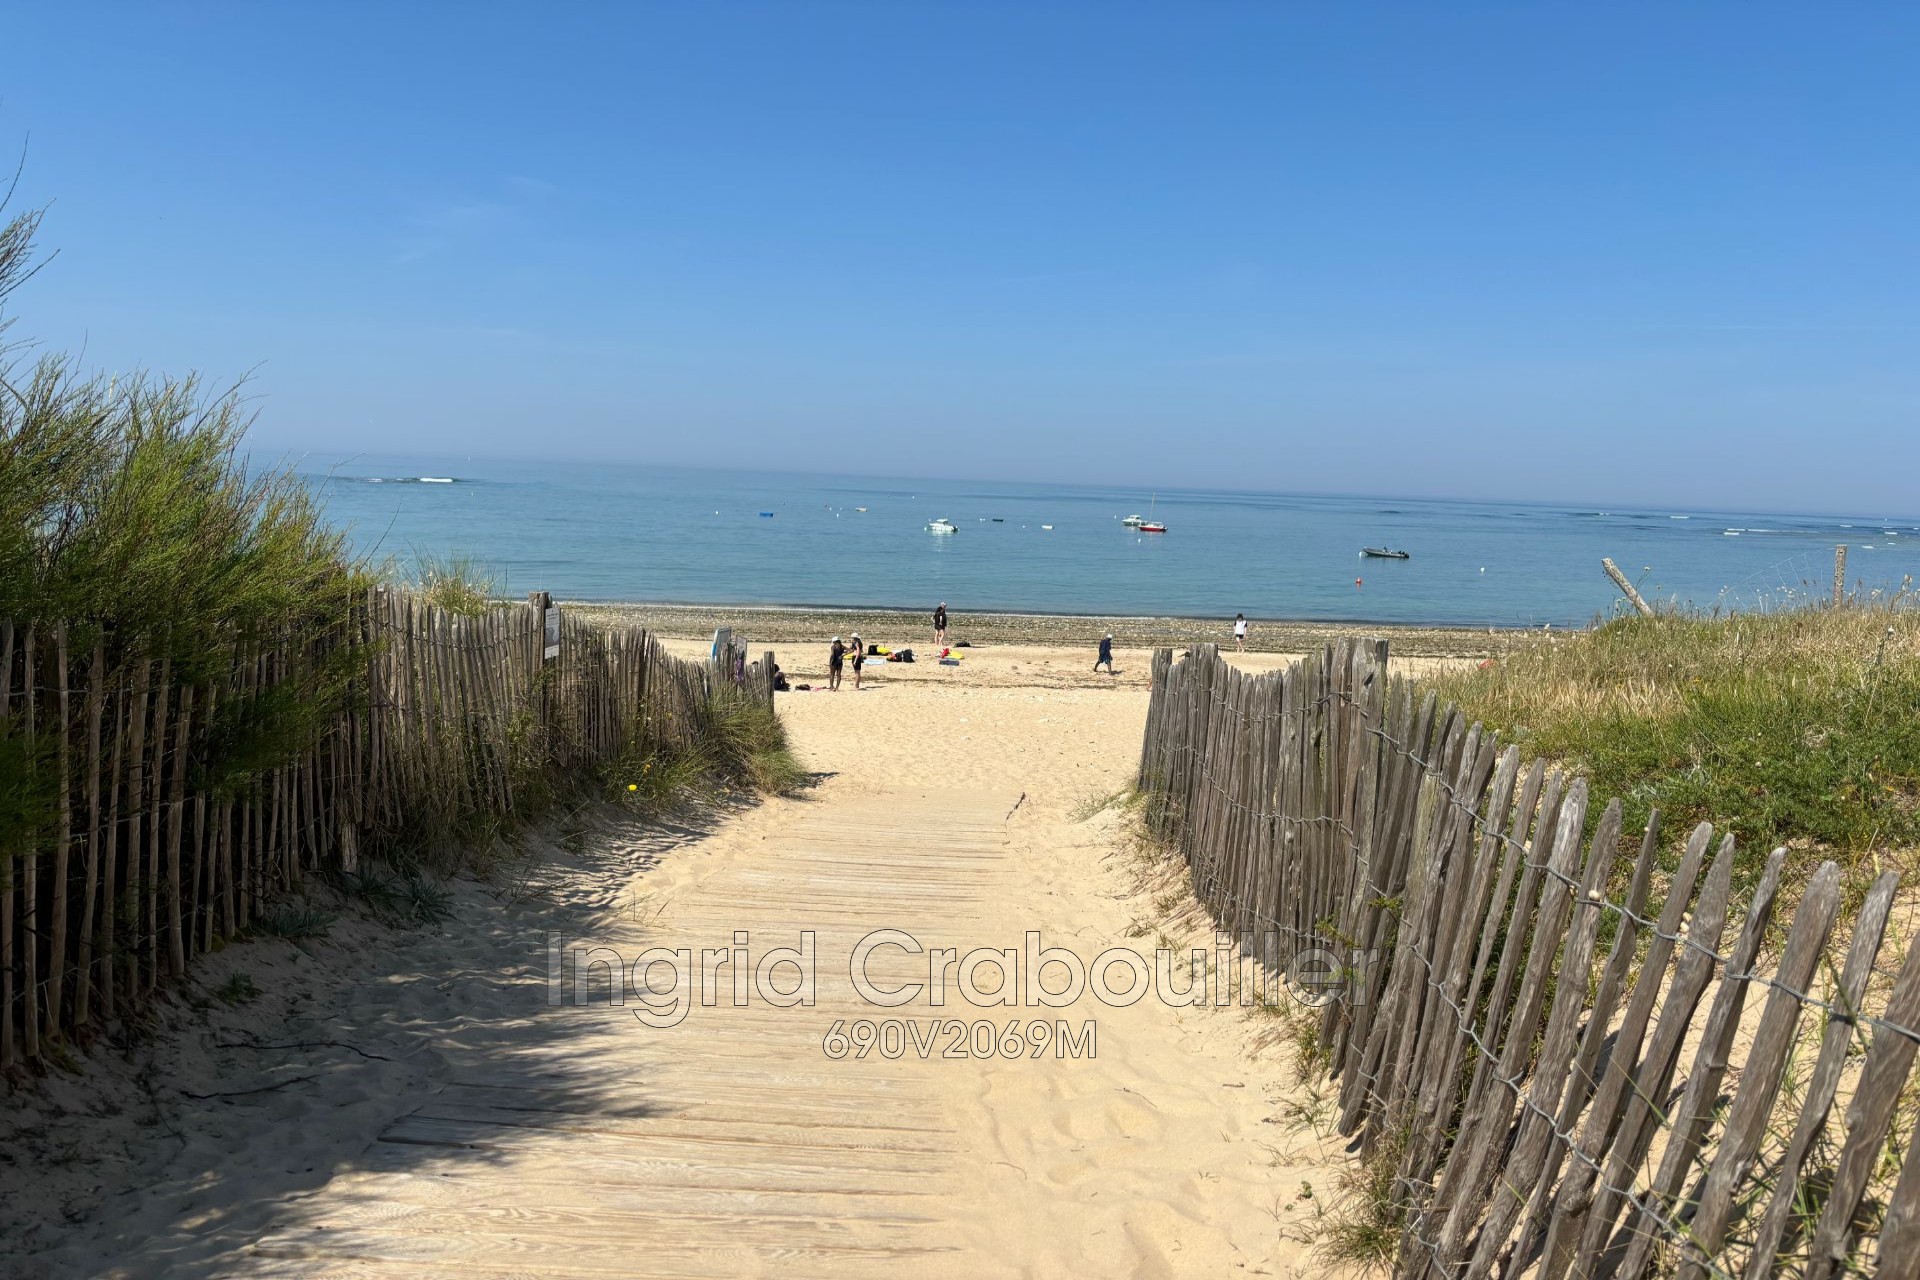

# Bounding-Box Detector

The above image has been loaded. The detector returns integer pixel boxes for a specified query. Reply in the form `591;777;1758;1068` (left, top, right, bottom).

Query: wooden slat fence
0;591;772;1069
1139;639;1920;1278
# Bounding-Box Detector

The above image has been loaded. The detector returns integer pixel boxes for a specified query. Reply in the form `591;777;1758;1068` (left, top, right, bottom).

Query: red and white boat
1139;522;1167;533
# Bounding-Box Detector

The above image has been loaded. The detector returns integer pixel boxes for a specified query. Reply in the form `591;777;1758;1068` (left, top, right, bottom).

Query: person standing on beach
1233;613;1248;651
1095;633;1114;674
828;636;845;691
933;602;948;646
849;632;865;690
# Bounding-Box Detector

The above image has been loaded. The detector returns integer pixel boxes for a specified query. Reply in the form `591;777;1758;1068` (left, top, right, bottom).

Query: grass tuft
335;864;456;926
607;684;806;817
1311;1123;1411;1275
252;905;337;940
392;552;499;617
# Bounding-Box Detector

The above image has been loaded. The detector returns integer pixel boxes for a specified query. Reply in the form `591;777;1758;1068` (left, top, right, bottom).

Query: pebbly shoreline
561;601;1530;657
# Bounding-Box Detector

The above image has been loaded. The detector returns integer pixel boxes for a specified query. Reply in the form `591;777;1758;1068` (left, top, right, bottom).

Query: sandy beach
0;639;1478;1278
568;601;1517;659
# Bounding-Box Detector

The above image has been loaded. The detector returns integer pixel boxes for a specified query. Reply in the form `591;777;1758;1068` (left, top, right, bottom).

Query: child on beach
828;636;845;691
1095;633;1114;674
1233;613;1248;651
933;602;948;646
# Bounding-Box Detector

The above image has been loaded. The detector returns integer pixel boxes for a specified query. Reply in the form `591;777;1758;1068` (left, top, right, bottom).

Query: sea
296;454;1920;629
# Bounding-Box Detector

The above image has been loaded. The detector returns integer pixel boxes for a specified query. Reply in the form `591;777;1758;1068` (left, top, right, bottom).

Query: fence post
1833;544;1848;607
1602;557;1656;618
528;592;554;758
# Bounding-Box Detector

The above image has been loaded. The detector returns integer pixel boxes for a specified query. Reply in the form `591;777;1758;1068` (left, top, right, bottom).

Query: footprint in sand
1058;1089;1164;1143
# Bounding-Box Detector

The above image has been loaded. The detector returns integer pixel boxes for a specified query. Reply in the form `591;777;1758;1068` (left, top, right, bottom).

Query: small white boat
419;476;454;484
925;518;958;535
1041;524;1054;530
1125;495;1164;531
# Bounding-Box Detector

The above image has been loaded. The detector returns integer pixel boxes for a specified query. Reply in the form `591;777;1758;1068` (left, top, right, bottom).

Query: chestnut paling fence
1138;639;1920;1279
0;590;774;1068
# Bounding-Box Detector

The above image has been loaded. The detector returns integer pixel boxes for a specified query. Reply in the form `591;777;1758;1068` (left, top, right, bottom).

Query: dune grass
1429;607;1920;888
390;552;500;617
608;684;807;818
3;197;365;866
4;193;797;885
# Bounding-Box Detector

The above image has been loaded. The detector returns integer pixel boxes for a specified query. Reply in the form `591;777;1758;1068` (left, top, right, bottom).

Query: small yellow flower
627;783;638;792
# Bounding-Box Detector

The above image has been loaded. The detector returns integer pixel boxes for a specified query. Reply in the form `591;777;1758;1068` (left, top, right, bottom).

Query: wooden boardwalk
246;788;1015;1279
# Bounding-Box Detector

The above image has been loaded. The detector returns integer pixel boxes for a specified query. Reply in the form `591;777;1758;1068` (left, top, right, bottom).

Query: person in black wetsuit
849;632;865;690
1094;633;1114;674
933;602;948;646
828;636;845;691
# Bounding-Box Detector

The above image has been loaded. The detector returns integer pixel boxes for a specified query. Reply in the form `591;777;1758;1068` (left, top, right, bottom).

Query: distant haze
8;4;1918;513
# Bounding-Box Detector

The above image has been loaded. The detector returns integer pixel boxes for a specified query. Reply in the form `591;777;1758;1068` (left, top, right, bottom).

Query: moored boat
1361;547;1410;559
926;518;958;535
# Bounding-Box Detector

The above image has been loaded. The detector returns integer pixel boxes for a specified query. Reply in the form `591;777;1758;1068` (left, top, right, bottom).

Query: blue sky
6;4;1917;512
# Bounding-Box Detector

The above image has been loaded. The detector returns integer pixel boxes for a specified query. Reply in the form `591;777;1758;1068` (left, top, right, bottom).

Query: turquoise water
299;454;1920;627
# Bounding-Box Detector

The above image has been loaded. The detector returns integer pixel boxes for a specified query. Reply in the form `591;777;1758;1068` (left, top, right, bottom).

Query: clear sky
6;4;1917;512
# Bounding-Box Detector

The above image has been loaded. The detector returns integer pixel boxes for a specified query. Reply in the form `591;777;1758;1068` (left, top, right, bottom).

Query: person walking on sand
849;632;866;690
1233;612;1248;651
1094;633;1114;675
828;636;845;691
933;602;948;646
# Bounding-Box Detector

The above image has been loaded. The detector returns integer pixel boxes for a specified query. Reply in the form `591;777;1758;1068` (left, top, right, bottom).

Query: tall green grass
4;194;798;887
2;208;356;671
3;198;365;867
1430;608;1920;887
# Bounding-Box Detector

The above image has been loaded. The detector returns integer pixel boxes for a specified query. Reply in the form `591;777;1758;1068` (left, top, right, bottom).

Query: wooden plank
1430;779;1591;1266
165;685;194;978
1616;846;1790;1277
1806;918;1920;1280
1463;799;1624;1278
21;622;40;1059
97;665;128;1022
1399;750;1528;1197
75;637;106;1024
1567;833;1738;1271
1745;868;1899;1271
1510;808;1666;1269
143;657;171;996
1876;1101;1920;1279
0;620;15;1067
1679;860;1842;1277
47;625;72;1036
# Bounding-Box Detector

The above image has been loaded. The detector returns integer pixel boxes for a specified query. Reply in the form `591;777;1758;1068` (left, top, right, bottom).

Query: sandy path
245;788;1011;1276
239;657;1348;1277
7;642;1360;1277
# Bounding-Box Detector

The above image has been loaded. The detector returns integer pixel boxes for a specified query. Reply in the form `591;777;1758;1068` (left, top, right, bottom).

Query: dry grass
1429;607;1920;891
